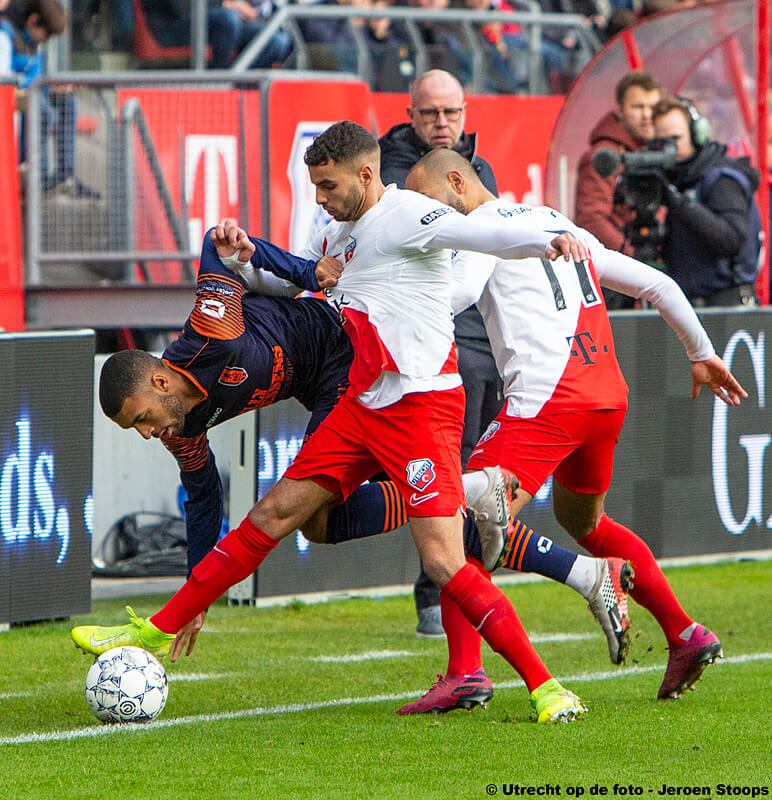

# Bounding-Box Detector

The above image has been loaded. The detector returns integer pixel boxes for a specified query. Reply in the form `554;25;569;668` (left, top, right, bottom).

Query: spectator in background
575;70;661;308
0;0;99;198
379;69;502;637
219;0;292;67
605;7;637;38
652;95;761;307
459;0;524;94
297;0;409;89
140;0;291;68
401;0;471;85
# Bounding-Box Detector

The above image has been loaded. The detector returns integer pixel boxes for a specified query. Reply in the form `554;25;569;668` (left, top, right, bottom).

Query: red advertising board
372;93;564;205
0;84;24;330
264;78;373;250
115;88;261;282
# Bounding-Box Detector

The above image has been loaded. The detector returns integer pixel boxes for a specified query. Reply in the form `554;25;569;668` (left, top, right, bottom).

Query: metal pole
25;84;42;286
191;0;208;71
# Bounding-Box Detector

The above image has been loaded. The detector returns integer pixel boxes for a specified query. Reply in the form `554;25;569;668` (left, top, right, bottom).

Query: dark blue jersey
161;232;352;572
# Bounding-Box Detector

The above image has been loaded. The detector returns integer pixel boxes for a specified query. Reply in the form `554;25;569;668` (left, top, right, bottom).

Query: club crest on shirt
200;298;226;319
218;366;248;386
406;458;436;491
477;420;500;445
419;207;452;225
344;236;356;263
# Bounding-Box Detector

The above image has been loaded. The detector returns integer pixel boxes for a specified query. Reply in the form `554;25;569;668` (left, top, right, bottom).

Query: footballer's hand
545;232;589;263
170;610;207;663
211;219;255;264
316;255;344;288
691;355;747;406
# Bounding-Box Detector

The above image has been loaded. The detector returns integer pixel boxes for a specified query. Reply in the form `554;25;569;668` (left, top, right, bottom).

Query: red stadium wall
111;79;564;265
0;85;25;331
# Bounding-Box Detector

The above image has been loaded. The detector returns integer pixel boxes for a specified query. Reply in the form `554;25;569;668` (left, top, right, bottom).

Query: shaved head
405;148;491;214
414;147;480;181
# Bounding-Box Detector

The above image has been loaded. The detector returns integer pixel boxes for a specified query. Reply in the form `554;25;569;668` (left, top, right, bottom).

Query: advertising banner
0;331;94;624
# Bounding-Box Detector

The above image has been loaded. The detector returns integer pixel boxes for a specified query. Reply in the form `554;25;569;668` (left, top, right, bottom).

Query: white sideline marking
312;650;418;663
1;652;769;747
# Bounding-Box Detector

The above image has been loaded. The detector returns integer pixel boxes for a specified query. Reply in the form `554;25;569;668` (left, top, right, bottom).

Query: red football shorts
284;386;465;517
466;406;627;496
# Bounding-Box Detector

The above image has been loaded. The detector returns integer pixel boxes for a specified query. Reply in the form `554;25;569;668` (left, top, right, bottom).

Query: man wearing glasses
379;69;503;639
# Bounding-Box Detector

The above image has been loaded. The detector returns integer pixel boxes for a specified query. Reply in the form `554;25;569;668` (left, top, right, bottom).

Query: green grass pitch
0;560;770;800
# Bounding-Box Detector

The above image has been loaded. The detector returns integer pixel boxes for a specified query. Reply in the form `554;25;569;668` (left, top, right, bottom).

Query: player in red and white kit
73;121;600;723
400;147;746;710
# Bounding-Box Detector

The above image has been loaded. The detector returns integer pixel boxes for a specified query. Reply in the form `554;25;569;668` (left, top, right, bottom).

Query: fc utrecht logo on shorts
406;458;436;492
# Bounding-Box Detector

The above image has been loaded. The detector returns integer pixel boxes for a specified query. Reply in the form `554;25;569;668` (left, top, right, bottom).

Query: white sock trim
566;555;599;597
462;471;490;507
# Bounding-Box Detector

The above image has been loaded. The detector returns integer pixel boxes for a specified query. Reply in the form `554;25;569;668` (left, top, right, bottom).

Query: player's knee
251;492;300;533
419;553;457;587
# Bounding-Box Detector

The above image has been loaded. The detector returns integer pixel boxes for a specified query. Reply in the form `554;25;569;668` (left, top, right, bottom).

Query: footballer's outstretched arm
429;206;590;263
161;431;224;661
593;244;747;406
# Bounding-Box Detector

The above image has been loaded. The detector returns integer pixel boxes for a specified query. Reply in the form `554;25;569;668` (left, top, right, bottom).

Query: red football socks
151;516;279;634
440;557;487;676
578;513;692;644
442;560;551;692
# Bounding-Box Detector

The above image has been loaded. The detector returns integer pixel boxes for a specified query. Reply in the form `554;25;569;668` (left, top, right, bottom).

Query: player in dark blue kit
99;227;414;659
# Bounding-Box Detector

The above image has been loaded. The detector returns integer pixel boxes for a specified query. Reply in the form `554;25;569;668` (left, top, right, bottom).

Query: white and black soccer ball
84;646;168;724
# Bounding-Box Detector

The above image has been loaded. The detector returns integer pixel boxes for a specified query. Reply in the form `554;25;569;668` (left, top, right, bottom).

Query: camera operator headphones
676;96;711;148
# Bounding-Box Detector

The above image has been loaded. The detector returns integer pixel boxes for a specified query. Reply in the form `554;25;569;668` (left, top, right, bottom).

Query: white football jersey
300;185;463;408
453;200;715;418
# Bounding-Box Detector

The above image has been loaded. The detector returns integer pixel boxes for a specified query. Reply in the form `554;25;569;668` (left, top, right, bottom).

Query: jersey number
539;258;601;311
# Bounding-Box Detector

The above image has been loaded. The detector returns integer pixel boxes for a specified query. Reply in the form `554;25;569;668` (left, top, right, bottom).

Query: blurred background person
0;0;100;197
575;70;662;308
139;0;291;69
652;95;762;307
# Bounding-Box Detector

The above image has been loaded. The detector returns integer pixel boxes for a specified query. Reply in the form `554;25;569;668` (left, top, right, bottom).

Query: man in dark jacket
379;68;503;638
575;71;662;308
653;95;761;306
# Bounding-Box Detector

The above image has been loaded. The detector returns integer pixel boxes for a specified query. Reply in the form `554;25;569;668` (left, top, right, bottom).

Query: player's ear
447;169;465;195
359;163;375;186
149;372;170;393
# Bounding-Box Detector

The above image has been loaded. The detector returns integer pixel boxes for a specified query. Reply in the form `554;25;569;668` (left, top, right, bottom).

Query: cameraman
653;96;761;307
575;71;662;309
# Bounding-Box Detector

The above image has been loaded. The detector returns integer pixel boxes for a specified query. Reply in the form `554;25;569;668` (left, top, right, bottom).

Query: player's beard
443;189;467;215
158;393;188;437
327;184;366;222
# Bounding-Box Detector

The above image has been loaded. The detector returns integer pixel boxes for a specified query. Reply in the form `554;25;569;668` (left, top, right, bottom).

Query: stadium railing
21;3;598;331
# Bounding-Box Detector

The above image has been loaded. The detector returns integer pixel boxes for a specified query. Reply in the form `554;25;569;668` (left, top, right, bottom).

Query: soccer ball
84;646;168;724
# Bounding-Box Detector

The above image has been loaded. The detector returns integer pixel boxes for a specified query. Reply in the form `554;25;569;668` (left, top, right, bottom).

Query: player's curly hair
99;350;163;419
304;121;379;168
